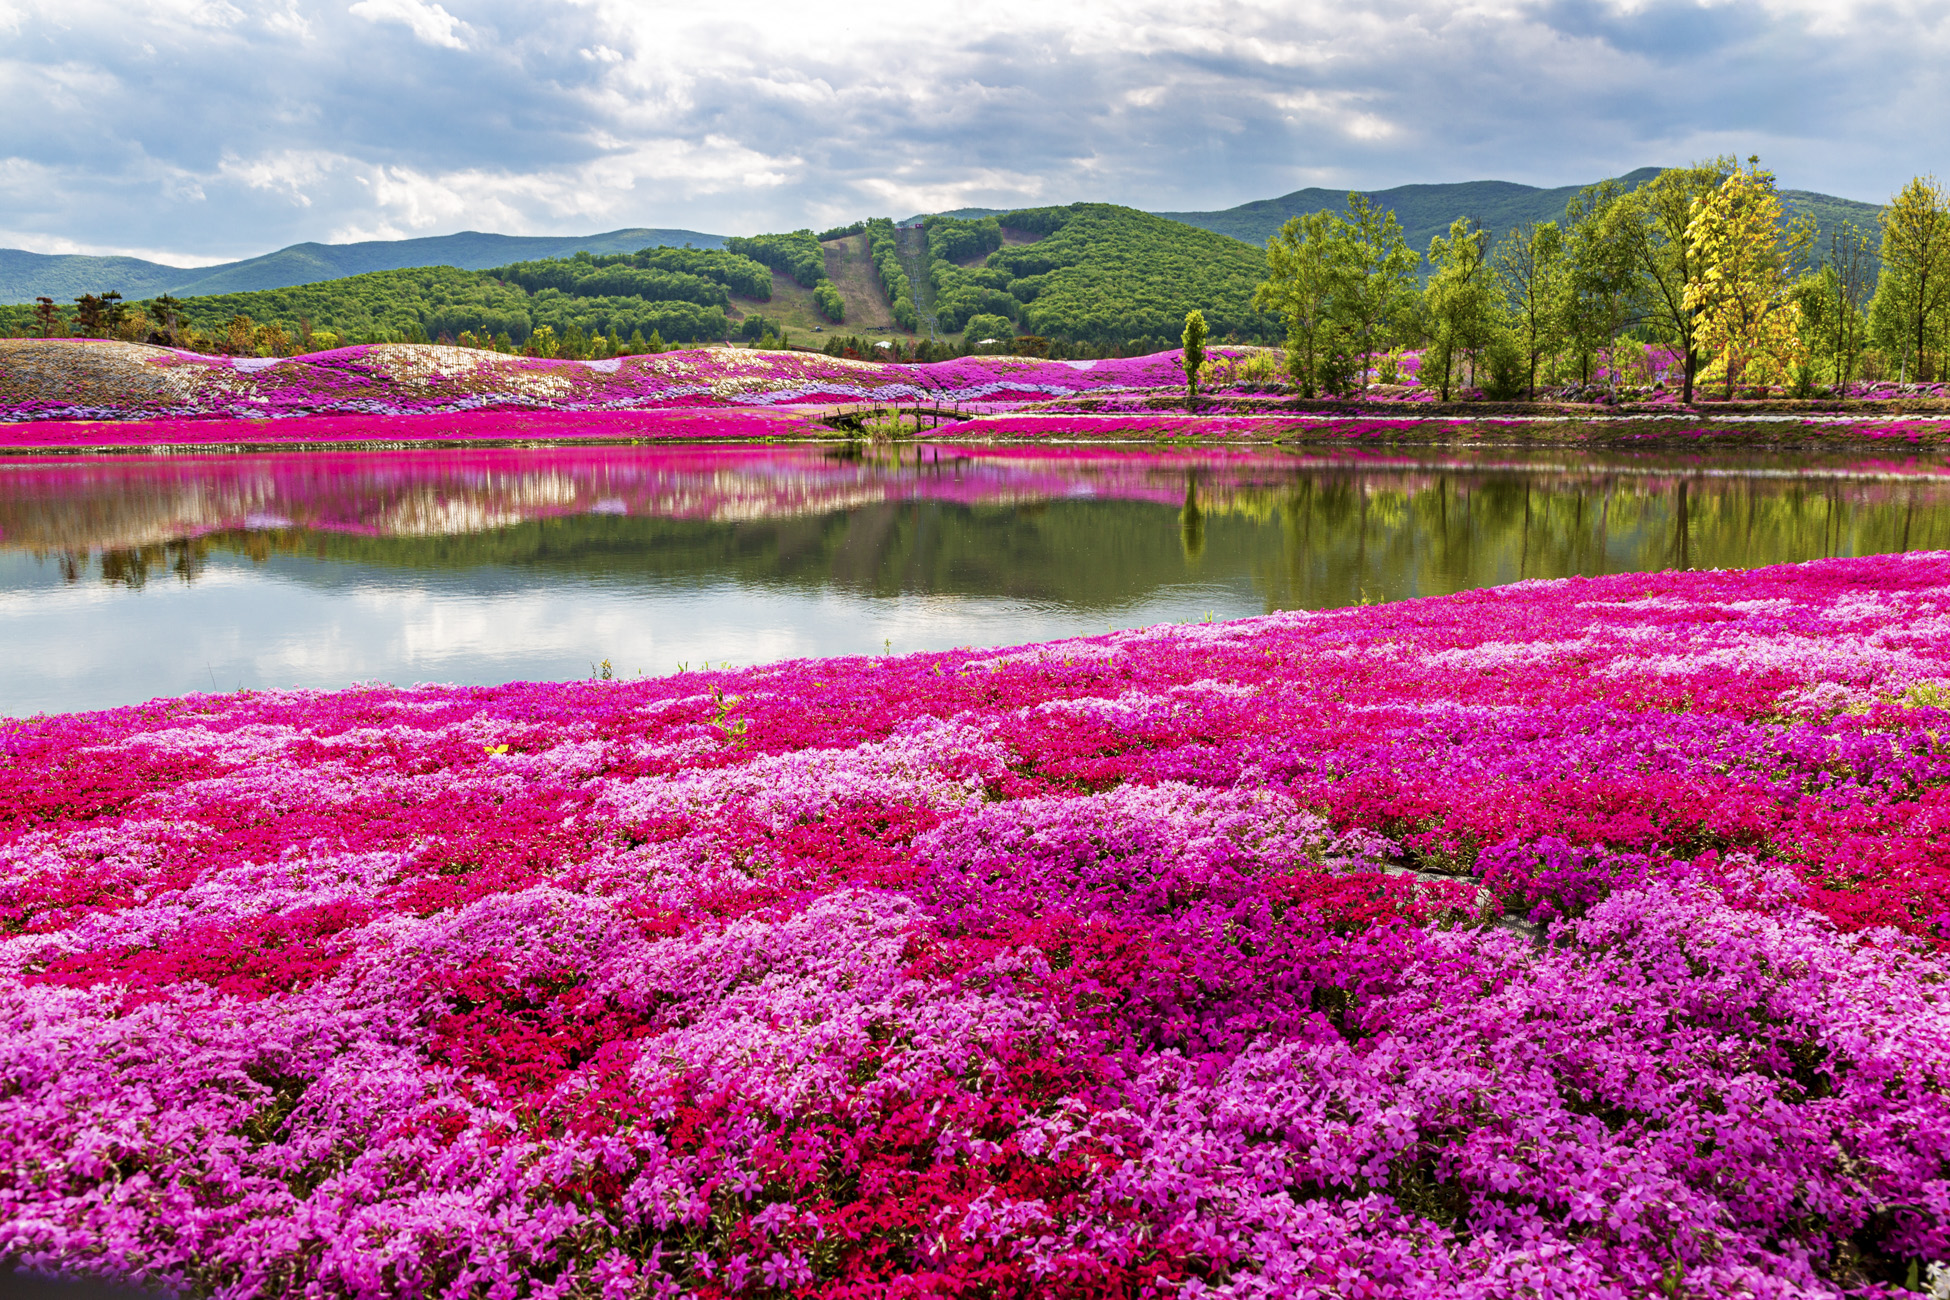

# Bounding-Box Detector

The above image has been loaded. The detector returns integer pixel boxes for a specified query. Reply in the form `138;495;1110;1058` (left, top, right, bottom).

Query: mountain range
0;228;725;305
1161;170;1883;262
2;172;1887;305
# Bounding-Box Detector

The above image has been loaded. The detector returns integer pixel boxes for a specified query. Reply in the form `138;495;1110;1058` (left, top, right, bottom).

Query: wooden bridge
806;402;989;434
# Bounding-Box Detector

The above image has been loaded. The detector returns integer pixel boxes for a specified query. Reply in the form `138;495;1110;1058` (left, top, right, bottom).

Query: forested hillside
1160;173;1663;251
968;204;1279;342
0;204;1281;351
0;228;727;305
1;176;1897;359
0;250;769;351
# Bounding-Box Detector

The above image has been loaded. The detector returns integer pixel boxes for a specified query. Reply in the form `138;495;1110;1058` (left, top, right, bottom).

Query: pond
6;439;1950;717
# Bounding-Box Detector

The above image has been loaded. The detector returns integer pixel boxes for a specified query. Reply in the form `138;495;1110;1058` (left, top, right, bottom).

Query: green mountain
1158;170;1884;258
2;174;1892;348
0;228;727;305
1157;171;1664;251
925;204;1278;342
1;204;1283;347
1778;190;1887;252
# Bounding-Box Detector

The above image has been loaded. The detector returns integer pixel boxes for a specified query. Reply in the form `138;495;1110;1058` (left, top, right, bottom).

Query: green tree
1795;219;1875;388
1332;194;1420;393
31;296;60;338
147;294;184;346
1613;157;1734;403
963;312;1014;341
1253;209;1340;398
1561;180;1642;390
1181;309;1208;402
72;294;105;337
1491;221;1567;399
1423;219;1499;401
1869;175;1950;382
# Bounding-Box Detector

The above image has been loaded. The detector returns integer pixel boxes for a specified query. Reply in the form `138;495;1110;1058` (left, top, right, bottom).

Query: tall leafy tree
1254;210;1341;398
1330;194;1420;393
1795;220;1876;387
1685;160;1811;397
1491;221;1567;400
1868;175;1950;382
101;290;127;339
1423;219;1499;401
1613;157;1734;403
1562;181;1642;390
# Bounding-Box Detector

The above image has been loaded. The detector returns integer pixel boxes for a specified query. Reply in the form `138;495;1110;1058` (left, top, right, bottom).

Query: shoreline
6;404;1950;457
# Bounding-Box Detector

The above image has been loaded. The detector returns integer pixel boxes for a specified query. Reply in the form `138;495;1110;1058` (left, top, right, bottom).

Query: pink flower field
4;554;1950;1297
0;341;1195;426
6;341;1950;453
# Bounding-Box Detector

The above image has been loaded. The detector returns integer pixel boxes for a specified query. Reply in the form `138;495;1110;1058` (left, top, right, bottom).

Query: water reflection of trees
1239;472;1946;610
15;460;1950;614
50;539;211;589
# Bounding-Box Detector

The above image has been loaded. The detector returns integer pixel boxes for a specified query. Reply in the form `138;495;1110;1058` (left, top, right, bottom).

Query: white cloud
322;136;804;241
0;0;1944;259
0;225;231;264
347;0;469;50
262;2;312;39
217;148;346;206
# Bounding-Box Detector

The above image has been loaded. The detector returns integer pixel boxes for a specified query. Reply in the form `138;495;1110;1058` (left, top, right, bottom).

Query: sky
1;0;1944;265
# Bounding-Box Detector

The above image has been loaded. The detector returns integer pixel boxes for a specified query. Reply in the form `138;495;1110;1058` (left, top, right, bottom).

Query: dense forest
723;231;845;322
0;203;1284;354
0;251;767;353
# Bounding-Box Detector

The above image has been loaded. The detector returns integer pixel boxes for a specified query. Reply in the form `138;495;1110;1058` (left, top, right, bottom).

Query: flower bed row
0;341;1196;425
7;341;1950;449
10;403;1950;456
3;554;1949;1296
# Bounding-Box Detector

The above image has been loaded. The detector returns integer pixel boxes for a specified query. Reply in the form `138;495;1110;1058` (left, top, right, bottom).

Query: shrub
963;313;1014;340
1481;333;1530;400
813;283;845;323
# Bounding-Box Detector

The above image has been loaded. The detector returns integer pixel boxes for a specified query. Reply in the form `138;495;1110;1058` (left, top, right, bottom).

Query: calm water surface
6;440;1950;716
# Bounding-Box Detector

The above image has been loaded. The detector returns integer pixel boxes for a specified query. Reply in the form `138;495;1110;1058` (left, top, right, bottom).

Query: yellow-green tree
1615;157;1735;403
1684;160;1811;397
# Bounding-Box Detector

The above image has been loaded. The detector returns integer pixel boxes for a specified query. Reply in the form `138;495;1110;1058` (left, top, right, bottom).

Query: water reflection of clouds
11;444;1950;716
0;554;1252;717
